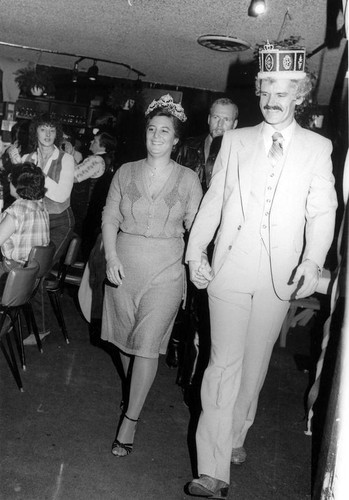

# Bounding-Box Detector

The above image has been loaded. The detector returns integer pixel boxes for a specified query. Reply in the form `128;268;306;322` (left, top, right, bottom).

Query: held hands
106;255;125;286
292;259;320;299
189;256;214;289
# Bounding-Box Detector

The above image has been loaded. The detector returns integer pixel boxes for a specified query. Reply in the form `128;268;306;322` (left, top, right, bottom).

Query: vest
25;150;70;214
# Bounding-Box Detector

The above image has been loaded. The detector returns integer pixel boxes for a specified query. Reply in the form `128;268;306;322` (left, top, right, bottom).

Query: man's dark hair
98;132;117;153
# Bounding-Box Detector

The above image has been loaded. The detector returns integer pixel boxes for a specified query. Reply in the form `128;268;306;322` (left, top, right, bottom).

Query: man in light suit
185;43;338;499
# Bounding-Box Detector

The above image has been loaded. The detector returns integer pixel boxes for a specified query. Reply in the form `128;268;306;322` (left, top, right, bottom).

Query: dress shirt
262;120;296;156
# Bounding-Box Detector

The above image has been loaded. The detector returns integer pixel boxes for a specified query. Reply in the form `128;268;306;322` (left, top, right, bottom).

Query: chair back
1;262;39;308
28;242;56;278
63;235;81;267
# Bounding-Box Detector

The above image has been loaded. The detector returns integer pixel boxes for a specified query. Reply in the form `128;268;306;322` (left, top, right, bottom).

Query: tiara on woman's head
145;94;187;122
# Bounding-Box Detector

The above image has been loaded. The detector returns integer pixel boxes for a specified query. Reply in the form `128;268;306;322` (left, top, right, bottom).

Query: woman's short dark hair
29;113;63;149
10;162;46;200
145;108;184;140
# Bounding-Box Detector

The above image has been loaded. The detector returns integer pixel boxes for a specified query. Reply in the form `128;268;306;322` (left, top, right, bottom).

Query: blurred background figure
167;98;239;408
72;130;117;261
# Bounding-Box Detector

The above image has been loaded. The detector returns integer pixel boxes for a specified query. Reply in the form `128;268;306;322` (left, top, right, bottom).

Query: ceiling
0;0;346;105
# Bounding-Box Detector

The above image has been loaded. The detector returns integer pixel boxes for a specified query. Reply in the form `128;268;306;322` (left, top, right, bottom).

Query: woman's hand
106;255;125;286
7;144;22;164
188;257;213;289
62;141;74;156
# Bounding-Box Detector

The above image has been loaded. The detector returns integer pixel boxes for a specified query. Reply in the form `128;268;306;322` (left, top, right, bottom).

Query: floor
0;288;315;500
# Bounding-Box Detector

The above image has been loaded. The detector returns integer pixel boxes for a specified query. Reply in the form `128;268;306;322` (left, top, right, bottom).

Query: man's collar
263;120;296;145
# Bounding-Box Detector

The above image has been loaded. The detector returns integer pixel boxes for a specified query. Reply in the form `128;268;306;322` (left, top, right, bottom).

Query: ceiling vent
197;35;251;52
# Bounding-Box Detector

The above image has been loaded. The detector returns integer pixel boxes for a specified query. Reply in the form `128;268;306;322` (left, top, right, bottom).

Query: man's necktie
268;132;284;166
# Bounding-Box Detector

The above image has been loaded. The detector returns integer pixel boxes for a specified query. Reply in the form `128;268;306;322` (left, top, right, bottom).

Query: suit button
228;245;232;250
237;225;241;230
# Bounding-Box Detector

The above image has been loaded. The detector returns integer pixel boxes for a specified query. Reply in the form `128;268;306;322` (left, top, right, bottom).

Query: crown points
145;94;187;122
264;40;274;51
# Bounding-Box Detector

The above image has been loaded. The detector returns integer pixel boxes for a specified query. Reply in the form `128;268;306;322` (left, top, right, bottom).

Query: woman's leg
119;350;132;379
114;355;158;455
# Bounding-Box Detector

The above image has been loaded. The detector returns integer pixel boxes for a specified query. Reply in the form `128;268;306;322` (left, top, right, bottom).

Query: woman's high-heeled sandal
111;413;139;457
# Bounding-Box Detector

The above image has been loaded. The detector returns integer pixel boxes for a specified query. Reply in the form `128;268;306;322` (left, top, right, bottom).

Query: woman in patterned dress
101;95;202;457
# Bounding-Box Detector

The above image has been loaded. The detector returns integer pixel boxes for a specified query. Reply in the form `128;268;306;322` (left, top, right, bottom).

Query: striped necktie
268;132;284;166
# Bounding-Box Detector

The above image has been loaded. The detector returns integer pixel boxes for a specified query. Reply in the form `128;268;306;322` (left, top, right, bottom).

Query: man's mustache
264;105;283;111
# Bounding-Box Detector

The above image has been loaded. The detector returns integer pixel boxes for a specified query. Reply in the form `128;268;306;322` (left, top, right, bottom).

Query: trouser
31;208;75;334
196;246;290;484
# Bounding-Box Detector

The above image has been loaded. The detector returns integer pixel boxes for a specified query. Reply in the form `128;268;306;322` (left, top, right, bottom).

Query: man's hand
188;257;213;289
292;260;320;299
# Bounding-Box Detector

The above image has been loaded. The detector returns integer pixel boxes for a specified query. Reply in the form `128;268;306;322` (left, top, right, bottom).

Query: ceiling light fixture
197;35;251;52
248;0;266;17
87;60;99;81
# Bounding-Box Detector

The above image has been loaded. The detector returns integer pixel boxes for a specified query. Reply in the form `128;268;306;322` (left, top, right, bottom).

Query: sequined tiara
145;94;187;122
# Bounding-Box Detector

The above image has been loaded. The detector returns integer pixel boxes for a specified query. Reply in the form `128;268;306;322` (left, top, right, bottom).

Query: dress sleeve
183;172;203;231
101;169;124;231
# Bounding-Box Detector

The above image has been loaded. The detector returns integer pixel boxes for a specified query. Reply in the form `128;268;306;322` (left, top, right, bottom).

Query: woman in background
8;114;75;341
10;114;75;263
102;94;202;457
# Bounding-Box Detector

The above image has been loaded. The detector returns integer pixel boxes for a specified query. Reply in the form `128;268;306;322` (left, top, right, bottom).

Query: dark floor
0;288;314;500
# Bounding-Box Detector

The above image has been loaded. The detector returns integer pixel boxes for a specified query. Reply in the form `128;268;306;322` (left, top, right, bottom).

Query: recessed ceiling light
197;35;251;52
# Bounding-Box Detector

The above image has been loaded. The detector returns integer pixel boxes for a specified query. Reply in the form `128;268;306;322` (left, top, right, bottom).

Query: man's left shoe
187;475;229;499
231;446;247;465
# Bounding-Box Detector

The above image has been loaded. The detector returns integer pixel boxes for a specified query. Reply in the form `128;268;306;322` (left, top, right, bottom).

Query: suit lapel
237;124;263;217
279;123;307;178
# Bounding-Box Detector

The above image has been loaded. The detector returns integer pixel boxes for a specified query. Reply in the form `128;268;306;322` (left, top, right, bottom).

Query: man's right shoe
187;474;229;499
231;446;247;465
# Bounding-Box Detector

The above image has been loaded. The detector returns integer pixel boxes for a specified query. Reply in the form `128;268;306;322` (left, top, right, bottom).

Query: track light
72;62;79;83
248;0;266;17
71;57;84;83
87;60;99;81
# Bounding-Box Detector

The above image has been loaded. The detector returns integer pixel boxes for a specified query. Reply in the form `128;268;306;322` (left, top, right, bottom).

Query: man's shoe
187;475;229;499
231;446;246;465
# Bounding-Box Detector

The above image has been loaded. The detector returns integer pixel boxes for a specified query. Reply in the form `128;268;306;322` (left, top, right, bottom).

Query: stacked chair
1;235;85;391
45;235;83;344
0;262;40;391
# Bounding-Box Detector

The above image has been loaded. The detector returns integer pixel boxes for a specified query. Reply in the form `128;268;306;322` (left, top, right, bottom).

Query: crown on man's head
258;41;306;80
145;94;187;122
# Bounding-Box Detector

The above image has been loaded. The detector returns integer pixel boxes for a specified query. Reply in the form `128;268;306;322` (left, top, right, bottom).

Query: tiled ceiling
0;0;346;104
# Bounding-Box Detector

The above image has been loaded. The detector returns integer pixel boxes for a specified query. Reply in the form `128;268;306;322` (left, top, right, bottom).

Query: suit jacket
186;122;338;300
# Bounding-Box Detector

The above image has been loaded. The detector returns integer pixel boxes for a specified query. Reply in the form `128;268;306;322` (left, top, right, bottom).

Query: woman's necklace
38;147;54;168
145;160;172;185
144;160;174;196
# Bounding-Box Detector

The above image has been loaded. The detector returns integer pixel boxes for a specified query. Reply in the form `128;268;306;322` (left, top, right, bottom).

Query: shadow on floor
0;291;313;499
